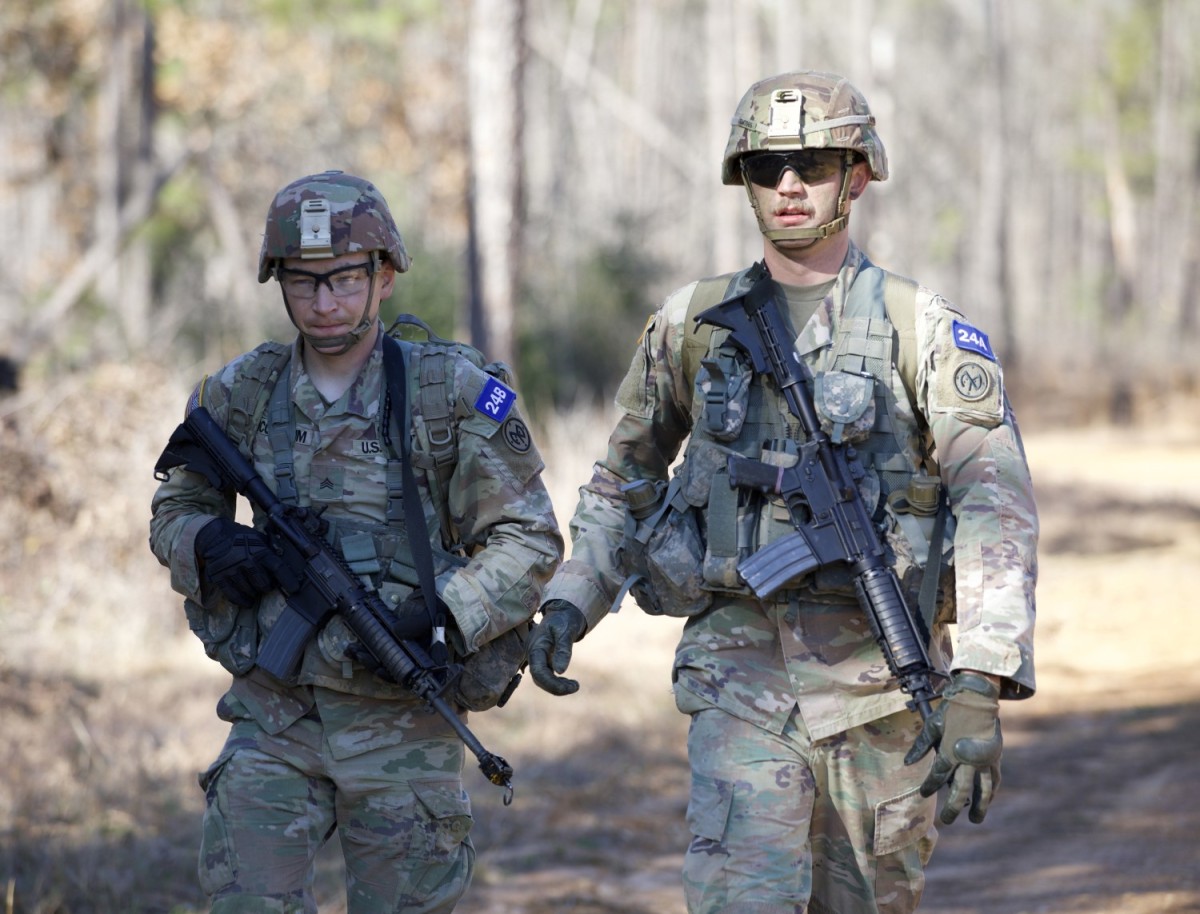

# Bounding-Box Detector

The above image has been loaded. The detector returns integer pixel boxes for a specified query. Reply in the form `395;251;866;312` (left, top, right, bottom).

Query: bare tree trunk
1151;0;1196;340
706;0;740;273
95;0;156;355
978;0;1015;366
466;0;526;367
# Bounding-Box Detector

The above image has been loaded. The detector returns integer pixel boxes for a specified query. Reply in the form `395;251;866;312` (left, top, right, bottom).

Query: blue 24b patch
474;376;517;423
952;319;995;361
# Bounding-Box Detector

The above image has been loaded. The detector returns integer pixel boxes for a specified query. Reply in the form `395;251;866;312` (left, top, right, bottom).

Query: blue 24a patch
952;319;995;361
474;376;517;423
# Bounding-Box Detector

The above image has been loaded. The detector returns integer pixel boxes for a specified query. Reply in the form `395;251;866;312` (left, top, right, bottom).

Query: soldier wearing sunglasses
528;71;1038;914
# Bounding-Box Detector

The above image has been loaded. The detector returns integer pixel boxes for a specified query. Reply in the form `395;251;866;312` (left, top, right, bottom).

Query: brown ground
1;366;1198;913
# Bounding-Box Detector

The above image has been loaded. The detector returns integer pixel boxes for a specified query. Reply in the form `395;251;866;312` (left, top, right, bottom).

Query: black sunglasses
740;150;845;188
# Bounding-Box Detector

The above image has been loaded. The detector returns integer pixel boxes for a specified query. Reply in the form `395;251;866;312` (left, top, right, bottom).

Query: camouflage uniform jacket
150;327;563;737
544;245;1037;740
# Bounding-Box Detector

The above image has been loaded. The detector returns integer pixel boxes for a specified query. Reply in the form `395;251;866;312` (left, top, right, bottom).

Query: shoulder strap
224;342;292;452
872;270;949;635
385;314;496;550
682;269;755;390
382;334;449;661
880;271;921;409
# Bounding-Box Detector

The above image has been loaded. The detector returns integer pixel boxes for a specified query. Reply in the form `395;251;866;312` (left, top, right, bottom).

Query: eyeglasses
277;262;375;300
740;150;845;188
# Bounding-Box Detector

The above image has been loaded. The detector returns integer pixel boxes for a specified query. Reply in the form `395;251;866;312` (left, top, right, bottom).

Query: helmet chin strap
276;253;381;357
743;151;856;246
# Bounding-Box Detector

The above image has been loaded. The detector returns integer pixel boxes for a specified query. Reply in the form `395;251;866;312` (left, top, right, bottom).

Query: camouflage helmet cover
722;71;888;185
257;170;411;282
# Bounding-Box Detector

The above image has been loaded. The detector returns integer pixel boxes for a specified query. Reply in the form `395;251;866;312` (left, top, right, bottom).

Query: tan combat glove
904;671;1003;824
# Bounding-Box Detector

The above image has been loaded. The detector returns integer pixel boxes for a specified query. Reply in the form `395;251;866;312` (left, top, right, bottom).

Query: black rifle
154;405;515;801
696;262;940;719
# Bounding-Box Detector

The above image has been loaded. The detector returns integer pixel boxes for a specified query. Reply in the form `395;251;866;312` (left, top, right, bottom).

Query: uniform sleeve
541;283;697;631
915;292;1039;699
437;363;565;653
148;372;238;604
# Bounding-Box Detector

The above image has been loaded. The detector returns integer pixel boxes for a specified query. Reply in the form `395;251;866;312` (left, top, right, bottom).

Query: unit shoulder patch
932;313;1004;426
474;375;517;424
951;319;995;361
501;416;532;453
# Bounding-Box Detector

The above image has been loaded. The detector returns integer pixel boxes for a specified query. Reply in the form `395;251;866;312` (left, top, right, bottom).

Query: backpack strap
224;341;292;454
879;271;921;412
874;271;950;637
682;268;756;392
386;313;498;552
264;364;300;504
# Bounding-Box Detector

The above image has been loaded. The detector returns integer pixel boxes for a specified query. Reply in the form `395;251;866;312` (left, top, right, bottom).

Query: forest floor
1;363;1198;913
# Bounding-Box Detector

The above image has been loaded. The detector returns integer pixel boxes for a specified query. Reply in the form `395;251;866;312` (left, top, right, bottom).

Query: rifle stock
154;405;516;800
696;263;940;719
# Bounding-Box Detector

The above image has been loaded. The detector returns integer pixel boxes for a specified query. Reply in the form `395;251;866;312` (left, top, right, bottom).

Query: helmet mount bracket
299;199;334;259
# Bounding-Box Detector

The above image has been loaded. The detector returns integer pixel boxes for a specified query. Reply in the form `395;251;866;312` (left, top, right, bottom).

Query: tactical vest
222;314;499;535
629;260;953;618
195;316;527;708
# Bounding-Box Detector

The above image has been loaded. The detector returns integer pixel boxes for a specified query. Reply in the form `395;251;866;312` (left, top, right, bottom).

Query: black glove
528;600;588;696
194;517;282;607
348;590;448;680
904;671;1003;825
387;590;447;642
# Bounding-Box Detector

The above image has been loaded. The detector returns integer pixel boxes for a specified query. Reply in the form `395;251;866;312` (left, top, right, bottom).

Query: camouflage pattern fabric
257;170;412;281
684;706;936;914
150;323;562;909
198;688;473;913
722;71;889;184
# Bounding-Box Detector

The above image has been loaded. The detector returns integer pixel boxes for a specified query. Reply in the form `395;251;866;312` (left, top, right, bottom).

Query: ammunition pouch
184;595;258;676
813;369;876;445
450;619;532;712
619;477;712;618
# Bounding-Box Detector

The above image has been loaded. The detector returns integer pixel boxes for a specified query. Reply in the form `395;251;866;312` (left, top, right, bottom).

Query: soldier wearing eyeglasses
150;171;562;913
528;72;1038;914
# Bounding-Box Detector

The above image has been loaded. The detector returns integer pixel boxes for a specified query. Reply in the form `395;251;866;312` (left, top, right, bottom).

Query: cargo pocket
686;772;734;845
873;786;936;857
872;786;937;910
406;778;476;899
683;770;735;903
196;756;237;895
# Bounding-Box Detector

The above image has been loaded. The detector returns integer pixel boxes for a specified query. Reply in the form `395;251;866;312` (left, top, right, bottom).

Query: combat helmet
258;170;410;354
723;71;887;243
258;170;411;282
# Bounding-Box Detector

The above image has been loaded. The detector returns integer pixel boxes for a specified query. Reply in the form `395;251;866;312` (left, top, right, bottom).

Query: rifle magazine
737;531;821;598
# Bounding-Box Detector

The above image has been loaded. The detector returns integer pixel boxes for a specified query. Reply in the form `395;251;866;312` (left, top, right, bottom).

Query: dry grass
2;361;1200;913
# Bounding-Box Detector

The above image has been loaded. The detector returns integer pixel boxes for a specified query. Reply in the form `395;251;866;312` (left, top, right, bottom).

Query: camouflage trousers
682;705;938;914
197;702;474;913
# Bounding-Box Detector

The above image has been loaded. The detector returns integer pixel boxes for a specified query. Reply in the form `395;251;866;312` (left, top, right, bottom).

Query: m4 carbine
696;262;941;719
154;406;515;801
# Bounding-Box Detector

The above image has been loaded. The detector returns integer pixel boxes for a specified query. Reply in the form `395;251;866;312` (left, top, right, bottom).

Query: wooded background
2;0;1197;419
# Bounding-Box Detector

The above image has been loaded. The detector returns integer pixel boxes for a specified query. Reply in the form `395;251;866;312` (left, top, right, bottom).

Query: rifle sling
382;335;447;660
916;488;948;641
